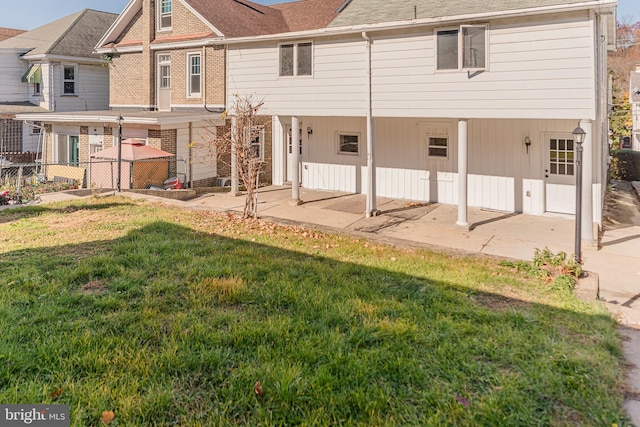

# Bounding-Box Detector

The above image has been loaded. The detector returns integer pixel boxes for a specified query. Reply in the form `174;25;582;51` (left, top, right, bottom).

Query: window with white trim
244;126;265;160
279;42;312;77
436;25;487;71
187;53;201;97
63;65;77;95
159;54;171;89
337;133;359;155
427;136;448;158
30;122;43;136
159;0;172;30
55;134;80;166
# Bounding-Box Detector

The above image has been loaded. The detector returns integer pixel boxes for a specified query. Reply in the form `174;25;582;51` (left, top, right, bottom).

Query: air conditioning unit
216;177;231;187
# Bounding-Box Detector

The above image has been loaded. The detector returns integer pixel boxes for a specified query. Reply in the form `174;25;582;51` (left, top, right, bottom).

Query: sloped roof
0;28;25;42
185;0;288;37
270;0;345;33
0;9;117;59
329;0;615;27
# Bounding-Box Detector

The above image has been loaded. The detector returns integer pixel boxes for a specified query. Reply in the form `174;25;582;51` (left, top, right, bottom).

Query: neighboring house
629;65;640;151
0;10;117;155
224;0;616;243
18;0;300;188
0;28;24;42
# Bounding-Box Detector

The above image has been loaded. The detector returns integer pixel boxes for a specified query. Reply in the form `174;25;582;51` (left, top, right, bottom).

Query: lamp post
117;115;123;192
572;124;586;263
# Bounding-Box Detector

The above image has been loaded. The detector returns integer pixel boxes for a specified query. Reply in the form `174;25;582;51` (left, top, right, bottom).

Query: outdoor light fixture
307;127;313;135
524;136;532;154
572;124;586;263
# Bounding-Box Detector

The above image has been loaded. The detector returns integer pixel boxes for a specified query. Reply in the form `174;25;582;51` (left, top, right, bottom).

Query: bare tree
200;96;269;219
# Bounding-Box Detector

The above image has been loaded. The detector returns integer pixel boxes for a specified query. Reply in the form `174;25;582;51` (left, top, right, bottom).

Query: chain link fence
1;157;186;204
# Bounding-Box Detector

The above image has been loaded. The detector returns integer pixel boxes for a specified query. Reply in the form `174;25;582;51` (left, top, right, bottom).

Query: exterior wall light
524;136;532;154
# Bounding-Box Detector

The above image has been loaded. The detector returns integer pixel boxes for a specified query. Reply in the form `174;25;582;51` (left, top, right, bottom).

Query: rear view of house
226;0;616;243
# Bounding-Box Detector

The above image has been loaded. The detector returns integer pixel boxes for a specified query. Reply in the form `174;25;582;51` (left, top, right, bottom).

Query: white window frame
435;24;488;72
336;132;360;156
62;64;77;95
33;82;41;96
54;134;80;166
243;126;265;160
279;41;313;77
158;0;172;31
158;54;171;89
30;121;43;136
427;136;449;159
186;52;201;98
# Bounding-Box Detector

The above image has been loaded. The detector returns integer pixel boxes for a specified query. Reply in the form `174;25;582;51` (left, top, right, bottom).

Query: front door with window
157;54;171;112
545;136;576;214
286;126;302;183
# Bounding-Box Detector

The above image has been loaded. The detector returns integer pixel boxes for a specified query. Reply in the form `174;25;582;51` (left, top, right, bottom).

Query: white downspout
362;32;377;217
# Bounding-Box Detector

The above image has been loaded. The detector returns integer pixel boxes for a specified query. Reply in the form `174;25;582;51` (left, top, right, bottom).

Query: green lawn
0;198;629;426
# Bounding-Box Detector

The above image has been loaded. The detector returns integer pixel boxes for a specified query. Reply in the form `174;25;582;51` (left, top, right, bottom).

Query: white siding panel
303;162;357;192
369;12;595;119
228;40;367;117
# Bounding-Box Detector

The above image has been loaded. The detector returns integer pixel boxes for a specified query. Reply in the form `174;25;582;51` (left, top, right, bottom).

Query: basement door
545;135;576;215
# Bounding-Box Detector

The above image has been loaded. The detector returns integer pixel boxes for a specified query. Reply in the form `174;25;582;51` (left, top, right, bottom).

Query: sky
1;0;639;31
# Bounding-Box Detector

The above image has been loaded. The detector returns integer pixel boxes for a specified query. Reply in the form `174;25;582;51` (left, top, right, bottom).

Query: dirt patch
81;279;108;295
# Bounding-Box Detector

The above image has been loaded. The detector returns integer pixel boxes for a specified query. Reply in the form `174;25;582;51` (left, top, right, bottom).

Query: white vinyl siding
229;12;594;120
229;39;366;116
53;64;110;112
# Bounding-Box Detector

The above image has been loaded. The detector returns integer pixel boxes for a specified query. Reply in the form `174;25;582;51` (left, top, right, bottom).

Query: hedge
610;149;640;181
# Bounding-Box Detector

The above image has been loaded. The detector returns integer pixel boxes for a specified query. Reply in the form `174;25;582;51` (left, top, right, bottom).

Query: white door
157;54;171;112
286;126;302;183
545;136;576;214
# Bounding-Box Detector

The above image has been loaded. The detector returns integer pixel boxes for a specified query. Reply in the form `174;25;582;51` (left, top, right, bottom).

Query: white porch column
580;119;594;242
230;115;239;196
290;116;302;204
365;114;377;217
363;31;377;218
457;119;469;228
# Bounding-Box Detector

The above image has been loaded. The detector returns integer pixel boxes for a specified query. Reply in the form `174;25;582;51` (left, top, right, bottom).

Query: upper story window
159;0;172;30
187;53;201;97
63;65;76;95
436;25;487;71
279;42;312;77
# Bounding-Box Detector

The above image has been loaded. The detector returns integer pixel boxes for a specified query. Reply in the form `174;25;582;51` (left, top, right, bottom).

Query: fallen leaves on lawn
254;381;263;398
100;411;115;425
50;388;63;400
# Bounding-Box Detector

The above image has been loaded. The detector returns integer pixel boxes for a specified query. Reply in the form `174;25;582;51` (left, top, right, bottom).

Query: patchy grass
0;197;629;426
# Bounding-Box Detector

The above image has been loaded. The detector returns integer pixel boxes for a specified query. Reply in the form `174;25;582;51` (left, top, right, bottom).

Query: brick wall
110;53;150;106
117;8;143;43
215;117;273;185
79;126;89;163
161;0;211;38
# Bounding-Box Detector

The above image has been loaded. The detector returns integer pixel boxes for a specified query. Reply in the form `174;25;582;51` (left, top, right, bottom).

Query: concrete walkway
23;182;640;425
